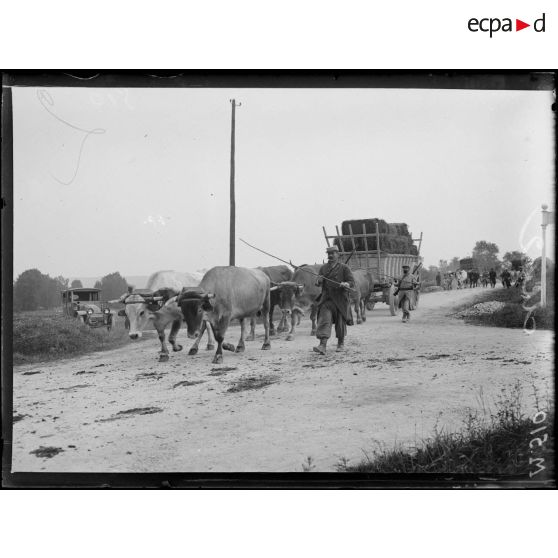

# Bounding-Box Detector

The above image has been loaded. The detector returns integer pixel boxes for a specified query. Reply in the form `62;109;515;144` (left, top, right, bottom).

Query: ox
112;270;216;362
455;270;468;289
350;269;374;324
248;265;304;340
178;266;272;364
281;264;322;339
113;292;184;362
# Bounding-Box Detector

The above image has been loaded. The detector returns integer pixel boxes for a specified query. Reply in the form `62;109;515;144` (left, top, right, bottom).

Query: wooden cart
323;222;423;315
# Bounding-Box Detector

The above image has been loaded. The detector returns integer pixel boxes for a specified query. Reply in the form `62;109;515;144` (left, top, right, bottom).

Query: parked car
61;288;114;331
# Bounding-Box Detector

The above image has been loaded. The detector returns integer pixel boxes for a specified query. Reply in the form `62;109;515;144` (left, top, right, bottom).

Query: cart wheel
388;285;399;316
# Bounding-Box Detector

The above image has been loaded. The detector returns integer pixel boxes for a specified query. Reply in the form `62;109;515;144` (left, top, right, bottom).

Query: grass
12;310;144;365
452;282;554;330
337;382;554;478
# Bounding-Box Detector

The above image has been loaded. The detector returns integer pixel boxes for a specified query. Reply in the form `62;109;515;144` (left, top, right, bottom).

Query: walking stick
239;238;357;293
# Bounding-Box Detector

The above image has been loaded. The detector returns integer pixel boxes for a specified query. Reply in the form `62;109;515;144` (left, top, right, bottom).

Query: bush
13;311;144;364
452;282;554;330
338;385;554;477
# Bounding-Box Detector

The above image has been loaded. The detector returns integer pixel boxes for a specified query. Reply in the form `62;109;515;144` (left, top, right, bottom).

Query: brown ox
178;266;272;364
248;265;304;340
283;264;322;339
350;269;374;324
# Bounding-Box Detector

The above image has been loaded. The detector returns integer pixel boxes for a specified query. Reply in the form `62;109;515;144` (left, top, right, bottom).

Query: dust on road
12;287;554;472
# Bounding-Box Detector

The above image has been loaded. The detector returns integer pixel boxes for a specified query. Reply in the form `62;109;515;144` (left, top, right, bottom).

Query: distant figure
450;273;458;290
436;271;442;287
394;265;419;323
489;268;497;288
501;269;512;289
515;267;526;289
469;269;480;288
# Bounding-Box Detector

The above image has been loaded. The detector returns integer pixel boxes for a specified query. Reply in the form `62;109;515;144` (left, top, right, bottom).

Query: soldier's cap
402;265;410;270
326;246;339;253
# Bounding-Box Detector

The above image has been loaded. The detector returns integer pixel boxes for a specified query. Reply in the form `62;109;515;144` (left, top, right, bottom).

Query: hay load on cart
324;218;423;316
334;219;419;255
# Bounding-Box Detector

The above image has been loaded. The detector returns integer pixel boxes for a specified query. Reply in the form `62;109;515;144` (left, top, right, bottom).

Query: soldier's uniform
313;246;355;354
395;265;418;323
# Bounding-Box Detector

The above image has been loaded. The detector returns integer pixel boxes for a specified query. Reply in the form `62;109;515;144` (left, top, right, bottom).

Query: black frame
2;71;556;489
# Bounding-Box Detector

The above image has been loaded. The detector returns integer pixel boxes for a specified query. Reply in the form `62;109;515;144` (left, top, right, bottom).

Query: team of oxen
111;266;375;364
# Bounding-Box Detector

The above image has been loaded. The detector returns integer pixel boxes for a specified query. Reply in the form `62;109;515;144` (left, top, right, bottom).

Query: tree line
13;270;130;312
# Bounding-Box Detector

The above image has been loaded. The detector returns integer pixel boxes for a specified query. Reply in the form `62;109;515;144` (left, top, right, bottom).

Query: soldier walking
313;246;355;355
395;264;419;323
489;268;497;288
515;266;526;289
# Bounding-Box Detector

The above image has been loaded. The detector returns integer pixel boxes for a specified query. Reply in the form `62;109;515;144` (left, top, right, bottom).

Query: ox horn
153;296;164;301
269;286;280;291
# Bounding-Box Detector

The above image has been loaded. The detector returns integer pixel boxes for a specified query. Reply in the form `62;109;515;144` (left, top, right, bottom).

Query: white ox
455;269;468;289
112;270;215;362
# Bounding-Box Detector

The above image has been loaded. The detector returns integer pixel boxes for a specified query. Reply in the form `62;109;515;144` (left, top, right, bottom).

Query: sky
12;86;555;282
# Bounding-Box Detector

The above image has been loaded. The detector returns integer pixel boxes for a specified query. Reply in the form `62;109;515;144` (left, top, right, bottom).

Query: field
13;308;142;365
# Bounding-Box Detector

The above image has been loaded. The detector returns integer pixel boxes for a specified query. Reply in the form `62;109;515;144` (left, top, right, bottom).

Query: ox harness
121;289;177;311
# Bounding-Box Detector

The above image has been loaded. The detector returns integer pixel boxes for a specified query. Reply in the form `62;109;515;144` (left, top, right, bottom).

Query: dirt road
12;287;553;472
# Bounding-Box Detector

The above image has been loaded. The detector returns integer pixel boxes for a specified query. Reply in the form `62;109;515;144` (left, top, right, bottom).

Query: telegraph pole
229;99;241;266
